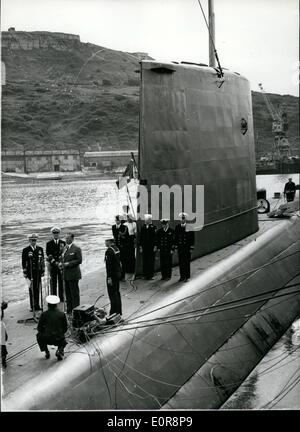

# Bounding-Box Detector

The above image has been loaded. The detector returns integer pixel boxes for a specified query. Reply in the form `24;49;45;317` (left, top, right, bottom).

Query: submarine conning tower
138;60;258;259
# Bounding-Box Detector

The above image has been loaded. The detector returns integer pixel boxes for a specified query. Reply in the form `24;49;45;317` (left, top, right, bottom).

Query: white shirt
125;221;137;236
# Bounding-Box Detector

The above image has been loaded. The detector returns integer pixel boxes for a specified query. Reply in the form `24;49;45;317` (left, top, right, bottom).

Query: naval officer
104;238;122;316
156;219;175;280
174;213;195;282
112;215;129;281
22;233;45;311
46;227;66;302
139;214;157;280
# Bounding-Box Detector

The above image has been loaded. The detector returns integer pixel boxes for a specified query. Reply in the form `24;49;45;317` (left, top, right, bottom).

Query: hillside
1;30;299;155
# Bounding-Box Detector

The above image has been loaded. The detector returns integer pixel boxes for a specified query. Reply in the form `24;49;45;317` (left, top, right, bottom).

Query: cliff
1;30;299;154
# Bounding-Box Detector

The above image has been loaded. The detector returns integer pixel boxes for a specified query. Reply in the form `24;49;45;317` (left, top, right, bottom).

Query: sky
1;0;299;96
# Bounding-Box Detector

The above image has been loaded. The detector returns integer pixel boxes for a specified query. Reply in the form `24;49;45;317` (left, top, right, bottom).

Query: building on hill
1;149;139;173
83;150;138;171
1;149;81;173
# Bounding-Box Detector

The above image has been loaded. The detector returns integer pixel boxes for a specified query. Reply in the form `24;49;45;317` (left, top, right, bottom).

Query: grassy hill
1;31;299;156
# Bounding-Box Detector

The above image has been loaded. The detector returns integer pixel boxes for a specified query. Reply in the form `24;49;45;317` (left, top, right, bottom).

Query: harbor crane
258;83;291;161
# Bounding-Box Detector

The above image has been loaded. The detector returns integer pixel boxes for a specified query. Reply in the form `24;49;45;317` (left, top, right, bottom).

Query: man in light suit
60;232;82;314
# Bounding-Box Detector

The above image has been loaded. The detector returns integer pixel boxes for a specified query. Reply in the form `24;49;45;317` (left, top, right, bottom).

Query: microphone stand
38;253;44;312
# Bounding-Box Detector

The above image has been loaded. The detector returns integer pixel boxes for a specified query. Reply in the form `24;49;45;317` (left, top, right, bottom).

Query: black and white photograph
1;0;299;421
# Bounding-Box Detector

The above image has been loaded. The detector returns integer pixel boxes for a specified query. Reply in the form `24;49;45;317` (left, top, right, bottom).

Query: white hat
144;213;152;220
51;227;61;234
160;218;169;223
179;212;189;218
28;233;38;240
46;295;60;305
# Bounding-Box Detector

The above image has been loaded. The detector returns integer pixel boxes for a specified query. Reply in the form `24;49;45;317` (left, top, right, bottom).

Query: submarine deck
1;198;299;401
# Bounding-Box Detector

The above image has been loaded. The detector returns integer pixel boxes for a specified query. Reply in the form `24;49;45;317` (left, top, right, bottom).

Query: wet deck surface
2;212;286;399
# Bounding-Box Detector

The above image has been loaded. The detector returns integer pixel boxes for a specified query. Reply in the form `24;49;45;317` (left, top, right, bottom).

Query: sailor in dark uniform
284;178;296;202
46;227;66;302
112;215;129;281
174;213;195;282
156;219;175;280
36;295;68;361
139;214;157;280
22;233;45;311
105;238;122;316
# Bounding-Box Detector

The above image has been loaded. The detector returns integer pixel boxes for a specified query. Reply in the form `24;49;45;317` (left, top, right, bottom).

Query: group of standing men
22;228;82;315
104;211;195;322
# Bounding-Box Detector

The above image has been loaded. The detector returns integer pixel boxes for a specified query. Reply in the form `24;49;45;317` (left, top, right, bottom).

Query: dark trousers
178;248;191;279
36;333;67;352
107;277;122;315
28;275;41;310
50;266;64;302
119;248;126;280
160;252;173;279
286;191;295;202
126;236;136;273
2;345;8;364
142;249;155;278
64;280;80;313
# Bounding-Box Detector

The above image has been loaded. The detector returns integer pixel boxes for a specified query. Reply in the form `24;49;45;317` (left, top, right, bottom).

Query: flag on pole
116;154;137;189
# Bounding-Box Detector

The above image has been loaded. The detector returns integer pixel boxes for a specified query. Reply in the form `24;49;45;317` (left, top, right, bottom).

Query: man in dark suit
60;232;82;314
105;238;122;316
284;178;296;202
156;219;175;280
46;227;66;302
139;214;157;280
174;212;195;282
22;233;45;312
36;295;68;361
112;215;129;281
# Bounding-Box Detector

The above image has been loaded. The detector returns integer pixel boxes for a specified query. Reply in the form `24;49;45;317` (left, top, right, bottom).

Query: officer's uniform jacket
139;224;157;251
156;227;175;254
174;224;195;250
105;245;122;280
62;243;82;281
46;239;66;266
22;245;45;279
112;223;129;249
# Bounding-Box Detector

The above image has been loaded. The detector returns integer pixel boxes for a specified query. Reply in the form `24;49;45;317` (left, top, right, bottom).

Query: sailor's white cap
144;213;152;220
160;218;169;223
105;237;115;242
179;212;189;218
51;227;61;234
46;295;60;305
28;233;38;240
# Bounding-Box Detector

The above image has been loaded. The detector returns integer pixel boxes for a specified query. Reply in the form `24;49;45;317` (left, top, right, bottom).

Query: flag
116;154;137;189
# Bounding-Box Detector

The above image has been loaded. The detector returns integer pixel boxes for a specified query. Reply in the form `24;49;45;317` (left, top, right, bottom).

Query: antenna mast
208;0;216;67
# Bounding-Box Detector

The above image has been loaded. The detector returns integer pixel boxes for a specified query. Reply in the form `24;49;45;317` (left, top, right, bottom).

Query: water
222;318;300;409
1;177;137;302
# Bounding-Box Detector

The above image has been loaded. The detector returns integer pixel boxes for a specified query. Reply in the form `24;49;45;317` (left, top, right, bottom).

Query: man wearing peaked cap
139;214;157;279
36;295;68;361
156;219;175;280
112;215;129;281
22;233;45;312
175;212;195;282
46;227;66;302
104;238;122;316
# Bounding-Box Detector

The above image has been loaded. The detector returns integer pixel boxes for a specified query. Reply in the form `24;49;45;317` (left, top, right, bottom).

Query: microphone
28;251;33;258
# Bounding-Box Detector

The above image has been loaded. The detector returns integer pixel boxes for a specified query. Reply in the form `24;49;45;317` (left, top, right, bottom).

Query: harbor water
1;172;299;408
